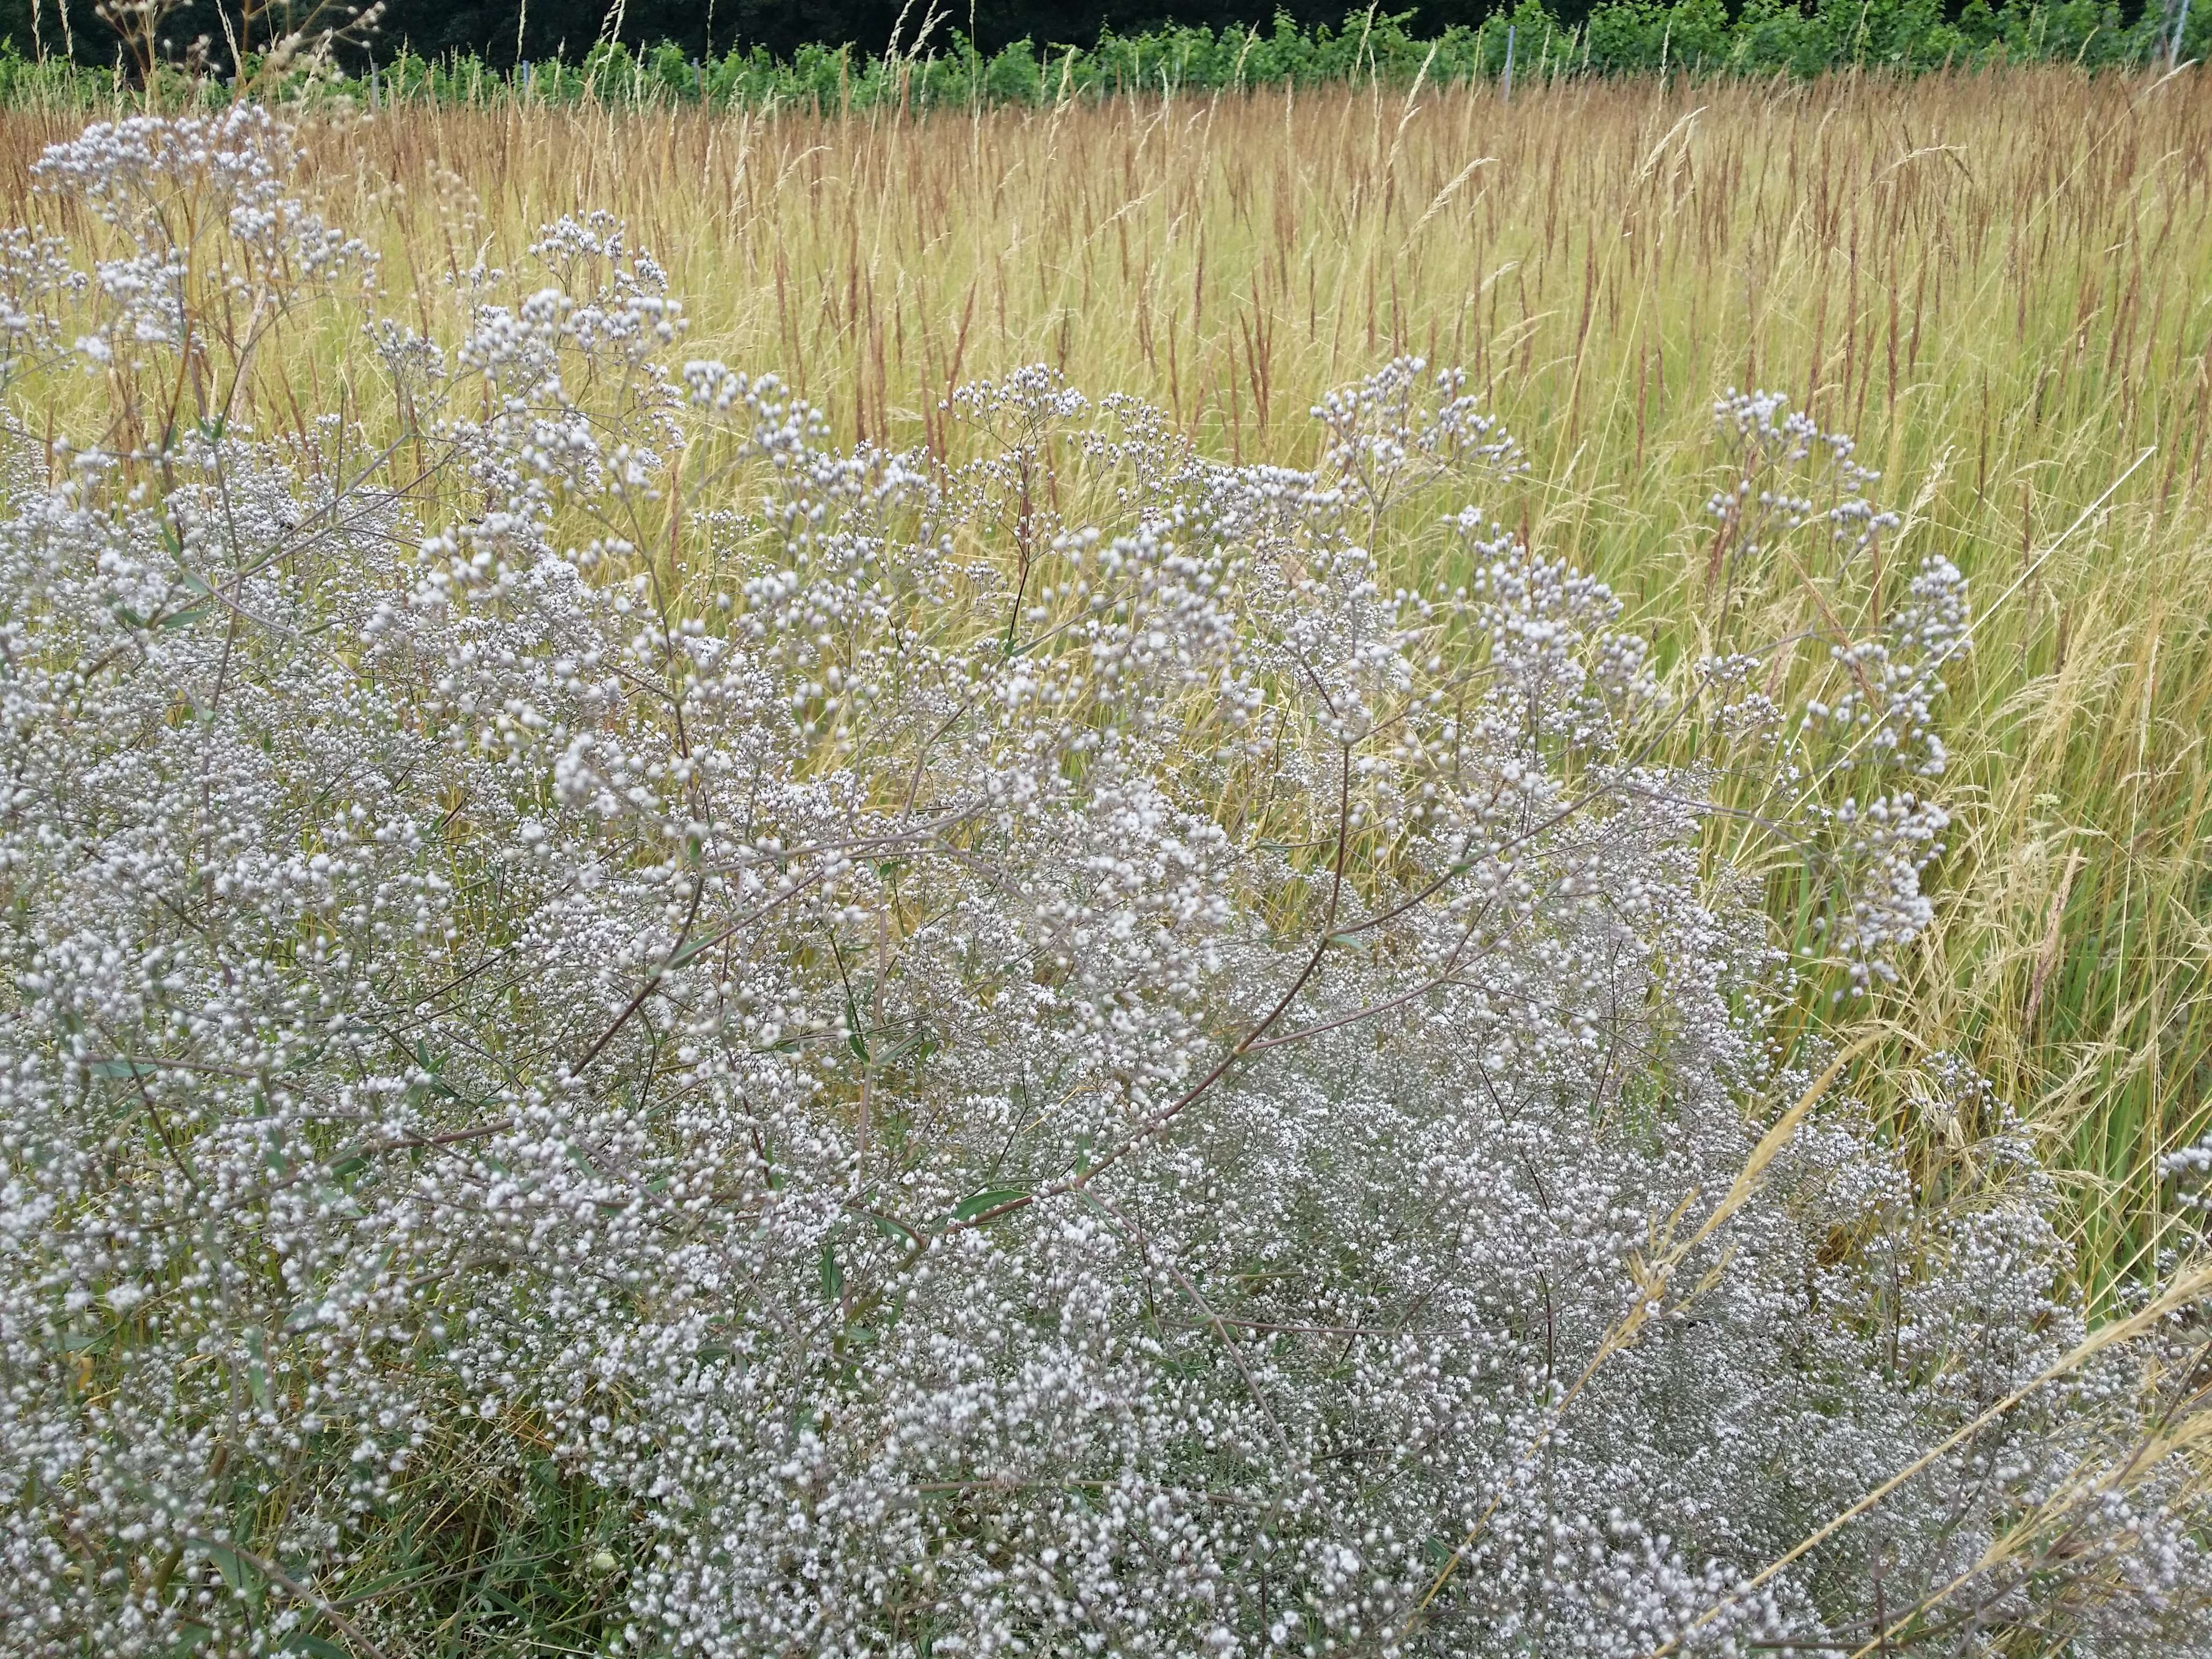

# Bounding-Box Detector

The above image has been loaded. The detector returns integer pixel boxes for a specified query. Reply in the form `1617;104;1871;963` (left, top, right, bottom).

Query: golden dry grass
3;65;2207;1292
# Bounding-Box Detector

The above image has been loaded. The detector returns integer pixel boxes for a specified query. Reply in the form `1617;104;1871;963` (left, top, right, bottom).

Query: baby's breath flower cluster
2;113;2209;1659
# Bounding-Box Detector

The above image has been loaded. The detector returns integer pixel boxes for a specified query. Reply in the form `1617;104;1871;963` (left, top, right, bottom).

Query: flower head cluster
1313;359;1525;519
1;114;2207;1659
1706;387;1893;552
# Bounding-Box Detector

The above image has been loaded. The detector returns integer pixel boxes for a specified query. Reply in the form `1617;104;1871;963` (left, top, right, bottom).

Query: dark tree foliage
0;0;2158;72
0;0;1549;69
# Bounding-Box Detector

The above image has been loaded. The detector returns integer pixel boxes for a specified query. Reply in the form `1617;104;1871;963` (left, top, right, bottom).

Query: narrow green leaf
191;1539;260;1596
953;1187;1027;1222
666;932;721;969
244;1326;272;1412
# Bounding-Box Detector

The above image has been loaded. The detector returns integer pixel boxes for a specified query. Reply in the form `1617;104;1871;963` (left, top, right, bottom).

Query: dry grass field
6;64;2204;1289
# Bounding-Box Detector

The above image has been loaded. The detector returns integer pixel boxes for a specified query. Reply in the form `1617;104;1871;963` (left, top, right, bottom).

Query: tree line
0;0;2193;86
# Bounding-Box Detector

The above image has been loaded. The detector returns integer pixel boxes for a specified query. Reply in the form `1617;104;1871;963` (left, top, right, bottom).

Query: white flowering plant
1;110;2208;1659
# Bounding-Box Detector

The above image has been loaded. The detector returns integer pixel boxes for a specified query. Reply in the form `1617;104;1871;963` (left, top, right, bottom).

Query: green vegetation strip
0;0;2206;114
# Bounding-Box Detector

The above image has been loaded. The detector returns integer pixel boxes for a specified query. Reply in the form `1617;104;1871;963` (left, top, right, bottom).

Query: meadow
9;65;2195;1271
2;61;2211;1656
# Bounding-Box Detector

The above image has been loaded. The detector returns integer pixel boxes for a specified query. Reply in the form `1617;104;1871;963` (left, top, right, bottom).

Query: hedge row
0;1;2201;112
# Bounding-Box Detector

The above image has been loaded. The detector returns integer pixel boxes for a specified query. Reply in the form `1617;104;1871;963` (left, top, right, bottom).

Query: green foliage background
0;1;2202;111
